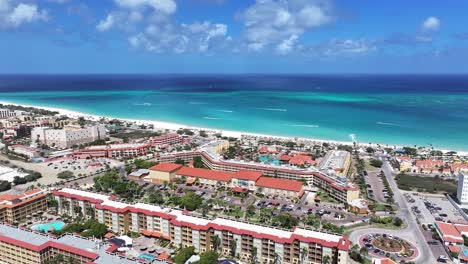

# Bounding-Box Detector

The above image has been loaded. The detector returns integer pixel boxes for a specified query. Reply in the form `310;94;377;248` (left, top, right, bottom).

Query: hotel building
457;172;468;205
31;124;107;149
53;188;350;264
152;142;359;203
0;189;48;224
73;143;153;159
0;108;20;119
148;133;184;146
0;223;139;264
319;150;351;177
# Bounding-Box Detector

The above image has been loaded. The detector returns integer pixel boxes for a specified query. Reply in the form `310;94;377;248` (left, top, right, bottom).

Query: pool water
138;253;155;260
32;221;65;232
259;156;280;165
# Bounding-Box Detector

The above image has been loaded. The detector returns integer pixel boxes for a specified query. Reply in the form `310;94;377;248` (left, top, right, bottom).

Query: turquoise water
32;221;65;232
259;156;281;165
1;75;468;151
138;253;156;260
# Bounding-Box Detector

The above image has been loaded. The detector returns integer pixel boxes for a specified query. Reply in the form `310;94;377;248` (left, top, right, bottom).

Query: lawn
395;173;457;194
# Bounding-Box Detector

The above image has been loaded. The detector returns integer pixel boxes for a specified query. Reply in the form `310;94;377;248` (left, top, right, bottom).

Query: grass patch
395;173;457;194
316;192;339;204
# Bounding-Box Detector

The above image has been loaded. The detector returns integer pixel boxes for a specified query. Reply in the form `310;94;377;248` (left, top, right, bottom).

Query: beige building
0;189;48;224
147;163;183;184
319;150;351;177
31;124;107;149
54;188;350;264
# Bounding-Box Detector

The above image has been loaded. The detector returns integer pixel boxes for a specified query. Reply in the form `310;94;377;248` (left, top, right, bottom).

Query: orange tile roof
233;170;263;181
279;154;292;161
255;177;303;192
149;163;183;172
436;221;464;243
288;155;316;166
176;166;233;182
448;245;460;253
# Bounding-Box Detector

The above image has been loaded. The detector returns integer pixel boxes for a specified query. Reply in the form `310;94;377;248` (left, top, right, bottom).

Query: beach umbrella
48;226;55;232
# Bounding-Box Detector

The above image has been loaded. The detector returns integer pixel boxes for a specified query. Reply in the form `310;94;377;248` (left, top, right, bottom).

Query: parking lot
405;192;464;224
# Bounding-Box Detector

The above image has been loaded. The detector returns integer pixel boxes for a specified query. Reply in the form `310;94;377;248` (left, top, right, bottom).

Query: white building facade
31;124;107;149
458;172;468;204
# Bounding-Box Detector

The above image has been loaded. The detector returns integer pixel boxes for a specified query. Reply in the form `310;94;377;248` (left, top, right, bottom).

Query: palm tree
211;234;221;252
251;246;257;264
229;239;237;257
86;206;95;219
322;255;331;264
273;252;282;264
299;247;307;264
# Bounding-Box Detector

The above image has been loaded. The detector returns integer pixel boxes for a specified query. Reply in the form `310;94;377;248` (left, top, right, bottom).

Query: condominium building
148;133;184;146
0;224;139;264
73;143;152;159
9;144;41;159
53;188;350;264
0;189;48;224
457;172;468;204
319;150;352;177
0;108;19;119
31;124;107;149
153;143;359;203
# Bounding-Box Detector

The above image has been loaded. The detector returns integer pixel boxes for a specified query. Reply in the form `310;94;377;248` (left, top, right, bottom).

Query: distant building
73;143;152;159
147;163;183;184
9;144;41;159
319;150;351;177
148;133;183;146
457;172;468;204
0;109;19;119
31;124;107;149
0;189;48;223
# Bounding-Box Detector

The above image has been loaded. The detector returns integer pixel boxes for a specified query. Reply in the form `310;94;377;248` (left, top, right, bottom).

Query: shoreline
1;100;467;154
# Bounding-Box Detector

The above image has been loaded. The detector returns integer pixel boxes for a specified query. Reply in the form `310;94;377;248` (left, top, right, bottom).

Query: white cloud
240;0;333;52
276;34;298;54
308;39;376;58
422;16;440;32
96;14;115;31
114;0;176;14
7;3;48;27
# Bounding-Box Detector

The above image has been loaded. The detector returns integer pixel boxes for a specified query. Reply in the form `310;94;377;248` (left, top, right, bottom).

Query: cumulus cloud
96;0;230;54
240;0;333;52
114;0;176;14
422;16;440;32
0;1;48;28
307;38;376;58
96;14;115;31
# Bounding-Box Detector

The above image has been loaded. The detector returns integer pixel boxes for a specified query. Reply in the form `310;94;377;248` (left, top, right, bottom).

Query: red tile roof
233;170;263;181
175;166;233;182
255;177;303;192
0;234;99;260
416;159;443;169
149;163;183;173
279;154;292;161
435;221;464;243
288;155;315;166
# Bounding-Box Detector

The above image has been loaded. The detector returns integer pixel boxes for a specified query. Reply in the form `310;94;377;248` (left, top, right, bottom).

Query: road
380;159;435;264
349;158;436;264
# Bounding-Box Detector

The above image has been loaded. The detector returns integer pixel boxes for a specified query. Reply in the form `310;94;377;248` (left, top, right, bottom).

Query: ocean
0;74;467;151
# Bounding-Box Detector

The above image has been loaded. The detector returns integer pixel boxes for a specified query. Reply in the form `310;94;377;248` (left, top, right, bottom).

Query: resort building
415;158;444;174
319;150;351;177
148;133;184;146
53;188;350;264
128;169;151;181
9;144;41;159
73;143;152;159
152;141;359;203
148;164;305;198
0;108;20;119
31;124;107;149
0;189;48;224
434;221;468;246
0;223;138;264
147;163;183;184
457;173;468;204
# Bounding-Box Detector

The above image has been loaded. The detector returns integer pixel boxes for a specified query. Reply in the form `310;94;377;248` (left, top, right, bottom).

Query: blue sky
0;0;467;73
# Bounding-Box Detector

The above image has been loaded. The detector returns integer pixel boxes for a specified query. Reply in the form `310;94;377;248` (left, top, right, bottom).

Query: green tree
174;247;195;264
211;235;221;252
229;239;237;257
57;171;74;180
179;192;203;211
198;250;219;264
274;213;298;229
369;159;383;168
251;246;257;263
175;158;185;165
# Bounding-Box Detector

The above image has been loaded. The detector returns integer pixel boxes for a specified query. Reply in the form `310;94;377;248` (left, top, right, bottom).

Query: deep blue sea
0;74;467;151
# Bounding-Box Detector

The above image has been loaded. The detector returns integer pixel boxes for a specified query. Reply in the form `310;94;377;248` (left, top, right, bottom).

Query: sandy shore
2;100;466;154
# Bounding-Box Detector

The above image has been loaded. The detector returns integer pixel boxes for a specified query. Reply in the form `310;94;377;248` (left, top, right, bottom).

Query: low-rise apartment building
32;124;107;149
73;143;152;159
9;144;41;159
53;188;350;264
0;189;48;224
0;223;138;264
148;133;184;146
154;147;359;203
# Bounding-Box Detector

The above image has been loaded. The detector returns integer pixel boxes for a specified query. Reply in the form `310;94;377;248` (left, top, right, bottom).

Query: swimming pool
32;221;65;232
259;156;280;165
138;253;156;261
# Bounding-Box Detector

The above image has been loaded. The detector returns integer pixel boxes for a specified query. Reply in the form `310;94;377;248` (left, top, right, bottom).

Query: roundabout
359;233;418;261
